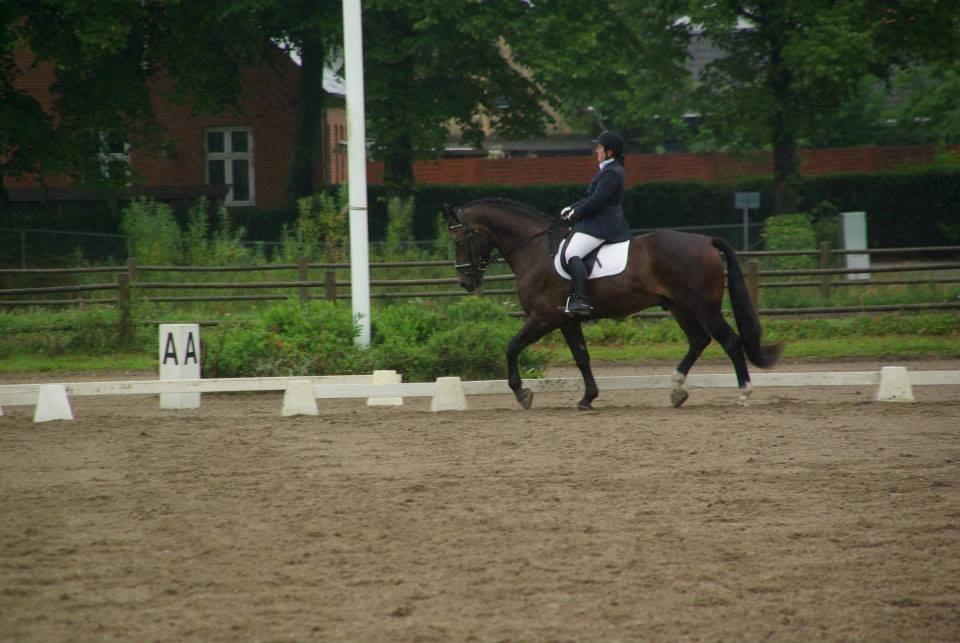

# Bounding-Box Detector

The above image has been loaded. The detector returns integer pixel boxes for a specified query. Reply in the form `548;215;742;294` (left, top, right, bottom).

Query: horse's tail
712;237;783;368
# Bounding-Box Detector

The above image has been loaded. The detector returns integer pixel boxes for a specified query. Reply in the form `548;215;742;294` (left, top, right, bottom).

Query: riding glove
561;206;577;222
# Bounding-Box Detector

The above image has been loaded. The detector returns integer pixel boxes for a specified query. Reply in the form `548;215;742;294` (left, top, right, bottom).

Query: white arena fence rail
2;366;959;423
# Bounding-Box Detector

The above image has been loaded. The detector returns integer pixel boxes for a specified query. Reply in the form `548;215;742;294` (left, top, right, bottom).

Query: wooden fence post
298;257;309;302
819;241;832;300
126;257;138;283
746;259;760;307
117;273;132;344
324;270;337;302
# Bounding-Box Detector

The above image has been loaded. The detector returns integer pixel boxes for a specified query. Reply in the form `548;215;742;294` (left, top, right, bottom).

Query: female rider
560;130;632;317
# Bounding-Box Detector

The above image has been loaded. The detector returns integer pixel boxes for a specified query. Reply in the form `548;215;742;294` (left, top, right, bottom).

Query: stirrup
564;295;593;317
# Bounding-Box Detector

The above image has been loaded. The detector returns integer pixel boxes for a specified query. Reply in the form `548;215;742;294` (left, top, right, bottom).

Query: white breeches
564;232;604;262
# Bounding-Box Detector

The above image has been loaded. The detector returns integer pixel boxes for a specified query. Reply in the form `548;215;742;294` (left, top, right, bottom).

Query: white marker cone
34;384;74;423
875;366;915;402
282;380;319;416
431;377;467;412
367;370;403;406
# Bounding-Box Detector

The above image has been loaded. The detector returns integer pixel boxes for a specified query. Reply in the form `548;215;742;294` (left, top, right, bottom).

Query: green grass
0;353;154;374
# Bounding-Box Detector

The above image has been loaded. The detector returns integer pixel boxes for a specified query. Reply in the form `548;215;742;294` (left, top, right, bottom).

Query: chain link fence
0;222;766;269
0;227;130;268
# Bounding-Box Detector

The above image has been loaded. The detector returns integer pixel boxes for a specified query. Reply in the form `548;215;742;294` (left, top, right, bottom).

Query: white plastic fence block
33;384;74;423
282;380;319;416
431;377;467;412
875;366;915;402
367;370;404;406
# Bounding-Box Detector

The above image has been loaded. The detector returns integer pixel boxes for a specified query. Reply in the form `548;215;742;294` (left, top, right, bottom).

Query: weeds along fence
1;245;959;337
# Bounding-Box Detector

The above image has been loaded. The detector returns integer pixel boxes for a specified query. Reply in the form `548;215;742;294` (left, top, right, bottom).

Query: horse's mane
463;197;553;224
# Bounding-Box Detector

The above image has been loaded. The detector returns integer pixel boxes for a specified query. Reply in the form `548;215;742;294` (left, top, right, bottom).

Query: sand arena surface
1;360;959;641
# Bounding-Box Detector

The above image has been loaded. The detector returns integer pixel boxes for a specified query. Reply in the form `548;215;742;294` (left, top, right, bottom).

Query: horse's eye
455;240;464;248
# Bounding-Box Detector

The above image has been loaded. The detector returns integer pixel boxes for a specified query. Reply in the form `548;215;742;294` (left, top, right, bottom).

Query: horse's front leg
506;317;553;409
561;320;598;410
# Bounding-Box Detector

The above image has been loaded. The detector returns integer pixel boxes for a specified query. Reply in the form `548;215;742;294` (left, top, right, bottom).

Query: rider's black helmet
593;130;624;157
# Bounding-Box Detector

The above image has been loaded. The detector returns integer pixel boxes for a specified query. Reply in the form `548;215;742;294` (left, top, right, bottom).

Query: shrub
762;213;818;271
181;198;254;266
202;298;550;381
203;299;368;377
280;189;348;262
120;198;181;264
383;196;419;259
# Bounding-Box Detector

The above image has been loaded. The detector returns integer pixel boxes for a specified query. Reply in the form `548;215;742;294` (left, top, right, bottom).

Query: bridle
448;207;561;280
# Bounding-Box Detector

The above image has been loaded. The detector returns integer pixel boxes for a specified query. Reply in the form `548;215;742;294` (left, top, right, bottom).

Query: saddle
554;233;630;281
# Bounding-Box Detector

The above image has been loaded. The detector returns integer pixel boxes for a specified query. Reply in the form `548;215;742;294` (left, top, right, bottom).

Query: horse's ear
442;203;460;224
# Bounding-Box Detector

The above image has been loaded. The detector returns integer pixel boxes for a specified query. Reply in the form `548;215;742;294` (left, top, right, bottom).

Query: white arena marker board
159;324;201;409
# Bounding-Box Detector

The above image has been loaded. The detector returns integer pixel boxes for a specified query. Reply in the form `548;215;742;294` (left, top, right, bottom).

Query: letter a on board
184;332;198;364
163;333;179;364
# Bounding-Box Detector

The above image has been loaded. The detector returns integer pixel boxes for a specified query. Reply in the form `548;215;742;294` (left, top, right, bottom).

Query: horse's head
443;203;495;292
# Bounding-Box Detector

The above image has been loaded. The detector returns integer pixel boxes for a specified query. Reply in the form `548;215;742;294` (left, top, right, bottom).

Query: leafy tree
675;0;960;212
361;0;552;196
506;0;693;150
1;1;261;204
510;1;960;213
246;0;342;205
890;67;960;146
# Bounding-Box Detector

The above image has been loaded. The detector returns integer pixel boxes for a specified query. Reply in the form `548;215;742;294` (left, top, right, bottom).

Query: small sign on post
159;323;201;409
734;191;760;251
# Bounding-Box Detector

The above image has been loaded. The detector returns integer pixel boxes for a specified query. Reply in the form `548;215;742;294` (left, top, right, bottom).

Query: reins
449;207;564;277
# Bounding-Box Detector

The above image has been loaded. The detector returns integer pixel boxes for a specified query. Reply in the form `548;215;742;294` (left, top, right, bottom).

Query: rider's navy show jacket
570;160;631;242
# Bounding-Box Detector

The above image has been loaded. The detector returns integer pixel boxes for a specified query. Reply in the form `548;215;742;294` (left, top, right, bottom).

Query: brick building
5;47;347;211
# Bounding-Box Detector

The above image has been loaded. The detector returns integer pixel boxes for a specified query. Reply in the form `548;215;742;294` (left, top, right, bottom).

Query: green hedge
353;170;960;248
202;298;549;382
10;168;960;251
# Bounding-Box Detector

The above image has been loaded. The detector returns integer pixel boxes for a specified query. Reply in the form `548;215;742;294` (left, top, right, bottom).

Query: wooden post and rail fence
1;245;959;340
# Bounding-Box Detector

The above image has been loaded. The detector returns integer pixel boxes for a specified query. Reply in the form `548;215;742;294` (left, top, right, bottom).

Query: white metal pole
343;0;371;346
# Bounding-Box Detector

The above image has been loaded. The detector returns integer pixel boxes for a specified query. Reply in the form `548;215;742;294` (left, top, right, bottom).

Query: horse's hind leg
668;306;712;408
702;311;753;406
561;320;598;410
506;317;553;409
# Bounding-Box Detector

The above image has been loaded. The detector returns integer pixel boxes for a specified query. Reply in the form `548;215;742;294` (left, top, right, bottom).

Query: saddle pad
554;240;631;281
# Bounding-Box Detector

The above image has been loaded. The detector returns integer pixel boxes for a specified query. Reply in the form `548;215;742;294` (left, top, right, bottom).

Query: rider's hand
561;206;575;221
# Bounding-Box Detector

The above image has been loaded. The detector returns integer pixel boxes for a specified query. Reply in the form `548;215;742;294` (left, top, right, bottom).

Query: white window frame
98;133;131;181
204;127;255;206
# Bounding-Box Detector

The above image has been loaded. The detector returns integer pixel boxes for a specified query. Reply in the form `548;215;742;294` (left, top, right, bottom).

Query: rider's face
595;144;608;163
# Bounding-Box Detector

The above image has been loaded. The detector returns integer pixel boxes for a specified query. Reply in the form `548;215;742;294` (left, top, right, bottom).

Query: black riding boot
564;257;593;317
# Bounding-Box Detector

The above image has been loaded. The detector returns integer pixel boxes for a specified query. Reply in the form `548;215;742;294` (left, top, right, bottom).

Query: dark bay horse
443;198;782;410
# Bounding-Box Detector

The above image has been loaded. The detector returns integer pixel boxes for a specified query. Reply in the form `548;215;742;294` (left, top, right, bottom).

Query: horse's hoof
737;383;753;407
671;389;689;408
518;388;534;409
576;400;593;411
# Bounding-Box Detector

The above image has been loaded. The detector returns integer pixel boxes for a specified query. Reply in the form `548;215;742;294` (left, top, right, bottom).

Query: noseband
449;209;498;279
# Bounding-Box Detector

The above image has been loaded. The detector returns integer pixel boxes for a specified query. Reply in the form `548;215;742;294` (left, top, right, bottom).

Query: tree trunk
285;38;326;207
383;135;414;200
768;42;799;214
772;112;799;214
